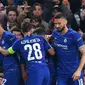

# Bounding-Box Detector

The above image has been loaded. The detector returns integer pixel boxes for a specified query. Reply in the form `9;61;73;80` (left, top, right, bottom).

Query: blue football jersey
52;28;84;75
11;35;51;69
0;39;4;64
1;31;20;72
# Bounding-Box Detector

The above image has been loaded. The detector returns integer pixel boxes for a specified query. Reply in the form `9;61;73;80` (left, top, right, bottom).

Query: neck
60;26;68;35
24;31;32;37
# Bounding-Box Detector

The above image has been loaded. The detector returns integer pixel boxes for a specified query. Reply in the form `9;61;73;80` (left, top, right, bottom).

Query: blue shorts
57;72;84;85
2;68;20;85
25;64;50;85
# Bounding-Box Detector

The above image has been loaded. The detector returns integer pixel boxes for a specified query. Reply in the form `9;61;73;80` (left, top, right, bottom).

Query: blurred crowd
0;0;85;85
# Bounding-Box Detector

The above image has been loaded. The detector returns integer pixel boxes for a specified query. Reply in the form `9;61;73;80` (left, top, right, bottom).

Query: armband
8;47;15;54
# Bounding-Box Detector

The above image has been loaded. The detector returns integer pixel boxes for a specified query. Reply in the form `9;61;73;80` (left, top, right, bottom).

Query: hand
0;46;3;52
81;9;85;17
22;71;28;82
17;6;23;14
72;70;81;81
43;35;52;42
78;29;83;36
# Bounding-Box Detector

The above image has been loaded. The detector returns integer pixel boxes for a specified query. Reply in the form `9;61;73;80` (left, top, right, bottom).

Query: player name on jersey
21;38;41;44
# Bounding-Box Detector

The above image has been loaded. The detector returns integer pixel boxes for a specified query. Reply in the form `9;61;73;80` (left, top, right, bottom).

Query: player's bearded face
56;26;65;32
54;18;67;32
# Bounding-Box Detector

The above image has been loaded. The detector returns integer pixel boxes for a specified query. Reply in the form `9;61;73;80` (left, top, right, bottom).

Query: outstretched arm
0;47;15;56
0;47;9;56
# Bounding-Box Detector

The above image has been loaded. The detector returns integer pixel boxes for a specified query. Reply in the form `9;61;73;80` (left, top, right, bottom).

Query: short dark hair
32;3;43;11
21;22;33;33
11;26;21;32
6;7;18;16
30;15;42;23
11;26;24;37
33;24;45;35
54;12;67;20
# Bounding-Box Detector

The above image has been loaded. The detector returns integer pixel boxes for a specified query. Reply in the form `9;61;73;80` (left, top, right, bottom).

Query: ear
65;19;67;24
63;19;67;25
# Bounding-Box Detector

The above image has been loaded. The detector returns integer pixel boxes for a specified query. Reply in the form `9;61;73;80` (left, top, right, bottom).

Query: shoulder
3;31;16;38
33;35;45;42
52;29;58;36
2;31;17;42
33;35;43;38
69;28;83;42
13;39;21;45
52;29;57;33
42;20;48;25
68;28;80;36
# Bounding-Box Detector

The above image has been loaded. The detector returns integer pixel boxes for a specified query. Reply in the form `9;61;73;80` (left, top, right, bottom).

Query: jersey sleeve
73;32;84;47
43;38;52;51
2;31;17;45
52;29;55;37
50;30;57;49
8;40;20;54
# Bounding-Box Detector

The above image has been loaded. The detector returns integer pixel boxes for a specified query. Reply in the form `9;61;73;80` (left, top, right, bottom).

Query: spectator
48;5;62;34
0;2;6;25
30;15;45;34
72;0;85;34
69;0;81;14
2;7;19;31
52;0;73;27
63;0;70;9
7;0;15;7
32;3;49;33
43;0;53;22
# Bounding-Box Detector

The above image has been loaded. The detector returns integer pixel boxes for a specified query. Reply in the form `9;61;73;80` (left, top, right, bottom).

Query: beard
57;26;65;32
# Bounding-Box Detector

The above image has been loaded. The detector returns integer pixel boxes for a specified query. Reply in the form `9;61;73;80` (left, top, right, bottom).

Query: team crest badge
64;38;67;43
54;37;57;39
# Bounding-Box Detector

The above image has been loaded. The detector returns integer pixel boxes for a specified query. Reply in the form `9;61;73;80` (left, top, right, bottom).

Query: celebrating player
51;12;85;85
0;22;55;85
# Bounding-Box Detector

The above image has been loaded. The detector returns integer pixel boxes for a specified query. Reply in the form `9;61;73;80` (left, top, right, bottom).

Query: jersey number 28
24;43;43;61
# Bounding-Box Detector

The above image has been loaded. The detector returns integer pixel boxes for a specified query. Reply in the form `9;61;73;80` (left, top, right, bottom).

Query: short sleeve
12;40;20;52
2;31;17;45
42;37;52;51
73;32;84;47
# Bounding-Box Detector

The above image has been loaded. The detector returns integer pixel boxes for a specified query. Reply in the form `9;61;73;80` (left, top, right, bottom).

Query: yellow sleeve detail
8;47;15;54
